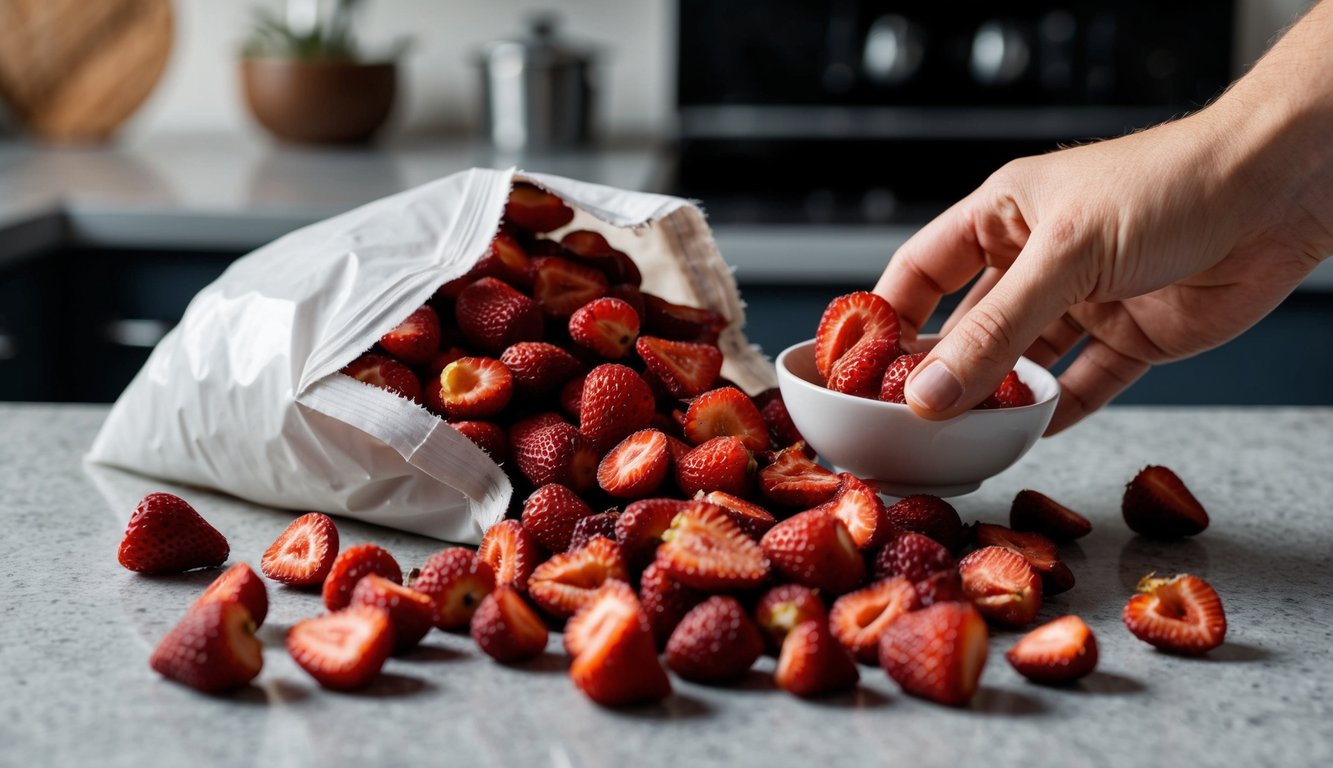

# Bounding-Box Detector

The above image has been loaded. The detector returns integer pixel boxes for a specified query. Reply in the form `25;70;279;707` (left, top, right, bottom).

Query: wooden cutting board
0;0;172;143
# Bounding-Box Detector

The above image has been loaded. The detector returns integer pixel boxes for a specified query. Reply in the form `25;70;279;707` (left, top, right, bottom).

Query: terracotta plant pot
241;58;396;144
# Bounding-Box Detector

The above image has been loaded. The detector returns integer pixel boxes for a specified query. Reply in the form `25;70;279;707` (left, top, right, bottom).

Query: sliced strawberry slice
639;560;705;647
682;386;770;452
578;363;656;451
879;352;926;403
150;601;262;693
813;473;892;551
828;335;899;398
761;508;865;596
885;494;964;553
531;256;609;318
616;497;690;567
1006;614;1099;684
478;519;541;593
970;522;1075;595
505;182;576;233
194;562;268;627
261;512;339;587
448;420;508;462
666;596;764;684
879;601;988;707
528;537;630;619
958;546;1043;628
569;296;640;359
775;619;860;698
1122;465;1210;538
814;291;900;381
471;585;550;663
675;435;755;497
565;581;672;706
500;341;584;398
522;483;595;553
118;492;229;575
286;605;394;690
322;543;403;612
379;304;441;365
1122;573;1226;655
635;336;723;398
411;547;496;631
829;576;920;663
455;277;544;354
342;352;423;402
873;531;957;583
351;573;436;653
1010;489;1093;541
976;370;1036;409
641;292;728;344
438;356;513;419
703;490;777;539
597;429;670;499
753;583;826;653
656;501;771;591
757;442;840;508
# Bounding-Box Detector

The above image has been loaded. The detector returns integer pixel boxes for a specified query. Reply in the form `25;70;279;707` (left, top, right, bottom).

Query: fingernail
908;361;963;412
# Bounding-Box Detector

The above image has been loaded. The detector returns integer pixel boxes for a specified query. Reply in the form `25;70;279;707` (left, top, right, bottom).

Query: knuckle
958;304;1017;367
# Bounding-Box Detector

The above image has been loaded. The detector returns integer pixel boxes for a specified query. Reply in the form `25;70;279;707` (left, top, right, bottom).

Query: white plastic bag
87;168;774;543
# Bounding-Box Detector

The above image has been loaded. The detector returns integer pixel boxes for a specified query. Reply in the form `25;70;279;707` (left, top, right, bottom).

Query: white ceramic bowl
775;339;1059;498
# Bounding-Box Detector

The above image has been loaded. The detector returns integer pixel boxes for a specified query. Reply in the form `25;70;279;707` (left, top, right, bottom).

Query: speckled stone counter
2;404;1331;768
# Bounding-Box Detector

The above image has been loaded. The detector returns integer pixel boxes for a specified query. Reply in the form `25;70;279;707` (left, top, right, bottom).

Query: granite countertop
2;403;1331;768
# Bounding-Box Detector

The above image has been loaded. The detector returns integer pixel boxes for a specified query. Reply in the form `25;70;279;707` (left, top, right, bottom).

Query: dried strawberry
578;363;656;451
560;229;617;259
879;601;988;706
194;562;268;627
521;483;595;553
471;585;549;663
666;596;764;684
597;429;670;499
565;581;672;706
1123;573;1226;655
412;547;496;631
813;473;892;551
1122;465;1210;538
828;335;899;397
350;573;436;653
884;494;964;553
561;230;642;286
815;291;900;381
682;386;770;452
641;292;727;344
531;256;608;318
775;619;860;698
379;305;440;365
761;508;865;596
879;352;926;403
342;352;422;402
478;519;541;593
636;336;723;398
1006;615;1099;684
322;544;403;612
958;546;1042;627
118;493;228;575
150;601;262;693
656;501;770;591
829;576;919;663
455;277;544;354
261;512;339;587
505;182;575;233
437;356;513;419
1010;489;1092;541
287;606;394;690
569;297;640;359
757;442;840;508
500;341;583;398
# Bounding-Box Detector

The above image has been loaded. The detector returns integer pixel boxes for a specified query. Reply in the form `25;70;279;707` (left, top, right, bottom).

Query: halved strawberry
1123;573;1226;655
1010;489;1092;541
873;531;957;584
829;577;920;663
569;510;620;551
511;421;599;493
455;277;544;354
675;435;755;497
471;229;533;287
682;387;770;452
350;573;436;653
118;492;229;575
616;498;689;567
528;537;630;619
565;581;672;706
813;474;892;551
561;230;642;286
379;305;440;365
194;562;268;627
597;429;670;499
879;352;926;403
977;370;1036;409
639;560;705;647
478;519;541;593
438;356;513;419
569;297;640;359
423;347;468;411
448;420;508;462
286;605;394;691
560;229;617;259
1006;615;1099;684
500;341;583;398
322;544;403;612
150;601;262;693
958;546;1042;627
970;522;1075;595
1122;465;1210;538
531;256;609;318
505;182;575;233
666;596;764;684
757;443;840;508
641;292;728;344
471;585;550;663
761;508;865;595
261;512;339;587
579;363;656;451
342;352;423;402
884;495;964;553
635;336;723;398
656;501;771;591
521;483;595;553
879;601;988;706
814;291;900;381
411;547;496;630
753;583;826;653
775;619;860;698
828;335;899;397
704;491;777;539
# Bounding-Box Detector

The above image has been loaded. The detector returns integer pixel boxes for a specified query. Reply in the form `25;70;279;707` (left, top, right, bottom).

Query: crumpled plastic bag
87;168;775;543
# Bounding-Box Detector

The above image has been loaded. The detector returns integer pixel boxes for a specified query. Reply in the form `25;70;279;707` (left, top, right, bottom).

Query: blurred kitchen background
1;0;1329;404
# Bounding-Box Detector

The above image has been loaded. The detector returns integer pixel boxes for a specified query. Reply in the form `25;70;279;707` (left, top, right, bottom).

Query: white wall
126;0;1311;140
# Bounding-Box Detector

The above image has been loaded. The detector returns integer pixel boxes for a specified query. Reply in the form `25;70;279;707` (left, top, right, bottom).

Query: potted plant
240;0;407;144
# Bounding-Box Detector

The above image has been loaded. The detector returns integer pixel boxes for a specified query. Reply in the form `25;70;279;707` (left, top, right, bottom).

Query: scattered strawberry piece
675;436;755;497
471;585;550;663
471;229;533;287
597;429;670;499
761;508;865;596
379;305;440;365
879;601;988;707
616;498;689;567
505;182;576;233
412;547;497;631
641;292;727;344
500;341;583;398
828;336;899;397
757;442;840;508
194;562;268;627
753;584;826;653
884;494;964;553
874;531;957;583
1010;489;1092;541
1123;573;1226;655
579;363;656;451
1122;465;1210;538
813;473;892;551
561;230;642;286
455;277;544;354
342;352;423;402
753;388;805;448
528;537;630;619
150;601;262;693
970;522;1075;595
879;352;926;403
682;386;770;452
261;512;339;587
704;491;777;539
521;483;596;553
565;581;672;706
958;546;1042;628
438;356;513;419
977;370;1036;409
666;596;765;684
1006;615;1099;684
569;297;640;359
511;421;599;493
448;420;508;462
569;510;620;551
913;569;966;607
287;605;395;691
559;229;617;259
532;256;609;318
656;501;771;591
639;560;705;647
635;336;723;398
478;519;541;593
814;291;900;381
829;577;919;663
775;619;860;698
322;543;403;612
350;573;436;653
118;493;229;575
